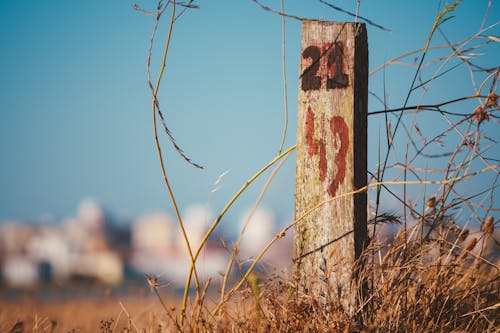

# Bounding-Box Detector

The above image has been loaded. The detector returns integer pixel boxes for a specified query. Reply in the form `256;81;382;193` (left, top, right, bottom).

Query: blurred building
25;226;71;281
130;204;227;287
0;222;35;257
238;207;292;270
0;199;124;288
180;204;212;251
132;212;174;255
0;201;298;290
239;208;276;258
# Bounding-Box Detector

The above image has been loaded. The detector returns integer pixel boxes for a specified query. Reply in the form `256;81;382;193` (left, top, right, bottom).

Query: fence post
294;21;368;309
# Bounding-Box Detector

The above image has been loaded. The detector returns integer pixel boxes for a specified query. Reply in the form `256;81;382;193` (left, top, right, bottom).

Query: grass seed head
464;237;477;253
426;196;436;209
473;106;489;124
482;216;494;235
485;93;498;109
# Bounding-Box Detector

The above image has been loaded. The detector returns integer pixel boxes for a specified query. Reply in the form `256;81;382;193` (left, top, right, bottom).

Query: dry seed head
328;245;337;259
483;216;494;235
473;106;489;124
464;237;477;252
146;274;160;290
427;196;436;208
485;93;498;109
394;229;406;243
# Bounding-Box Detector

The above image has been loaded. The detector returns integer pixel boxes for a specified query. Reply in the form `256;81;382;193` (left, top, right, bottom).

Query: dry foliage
132;0;498;332
3;1;497;332
140;219;498;332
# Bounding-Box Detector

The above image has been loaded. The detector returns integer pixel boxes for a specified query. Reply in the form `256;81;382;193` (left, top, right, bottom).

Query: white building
132;212;174;255
239;207;276;258
2;256;38;288
77;198;105;232
25;227;71;281
180;204;212;251
130;205;228;287
0;199;124;287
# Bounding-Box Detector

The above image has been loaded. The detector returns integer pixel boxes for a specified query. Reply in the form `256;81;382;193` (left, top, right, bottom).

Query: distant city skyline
0;198;292;289
1;1;497;226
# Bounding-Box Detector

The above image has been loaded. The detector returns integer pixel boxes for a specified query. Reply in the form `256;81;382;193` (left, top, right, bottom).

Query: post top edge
301;20;366;27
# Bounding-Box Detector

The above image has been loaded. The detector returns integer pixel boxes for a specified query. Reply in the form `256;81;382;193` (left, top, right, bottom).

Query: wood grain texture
294;21;368;309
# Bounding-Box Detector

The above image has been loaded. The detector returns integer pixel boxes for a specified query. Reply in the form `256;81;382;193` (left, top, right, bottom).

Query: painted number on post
301;42;348;91
305;107;349;197
302;41;349;197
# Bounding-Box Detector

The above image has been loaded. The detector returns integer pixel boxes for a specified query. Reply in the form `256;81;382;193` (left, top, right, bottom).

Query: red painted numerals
305;106;349;197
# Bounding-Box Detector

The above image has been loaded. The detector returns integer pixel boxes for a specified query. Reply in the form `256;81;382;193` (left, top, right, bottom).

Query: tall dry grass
128;0;499;332
135;217;497;332
2;1;497;331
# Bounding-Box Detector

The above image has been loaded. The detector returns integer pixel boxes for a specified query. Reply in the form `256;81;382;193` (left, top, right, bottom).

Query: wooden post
294;21;368;309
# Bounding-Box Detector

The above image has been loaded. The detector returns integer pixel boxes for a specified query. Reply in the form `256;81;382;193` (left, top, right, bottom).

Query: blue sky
0;1;498;227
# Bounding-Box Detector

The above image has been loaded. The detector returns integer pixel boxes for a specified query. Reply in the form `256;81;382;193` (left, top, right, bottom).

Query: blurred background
0;1;498;297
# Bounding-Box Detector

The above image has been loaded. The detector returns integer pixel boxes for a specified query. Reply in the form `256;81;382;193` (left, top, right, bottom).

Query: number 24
301;42;348;91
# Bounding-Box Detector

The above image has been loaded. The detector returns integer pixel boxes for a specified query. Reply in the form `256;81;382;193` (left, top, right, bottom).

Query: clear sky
0;1;498;228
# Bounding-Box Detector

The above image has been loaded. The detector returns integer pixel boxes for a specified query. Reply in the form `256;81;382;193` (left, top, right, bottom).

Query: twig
318;0;390;32
277;0;289;155
148;0;201;324
180;145;296;322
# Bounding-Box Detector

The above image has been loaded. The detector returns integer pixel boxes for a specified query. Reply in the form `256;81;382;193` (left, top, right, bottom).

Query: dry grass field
1;233;498;333
0;296;174;333
1;1;498;332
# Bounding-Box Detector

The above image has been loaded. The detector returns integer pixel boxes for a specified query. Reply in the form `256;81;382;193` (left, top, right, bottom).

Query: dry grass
4;225;496;332
154;221;498;332
3;1;497;332
129;0;498;332
0;297;176;333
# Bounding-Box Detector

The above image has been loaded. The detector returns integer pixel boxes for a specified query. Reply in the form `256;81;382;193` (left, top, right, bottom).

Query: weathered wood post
294;21;368;309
